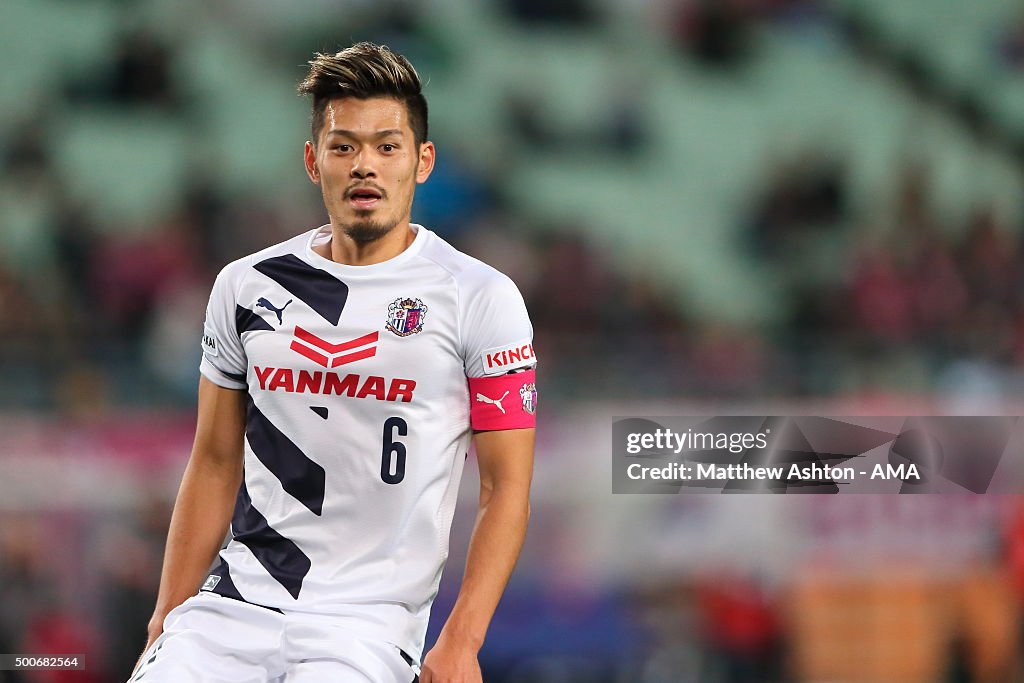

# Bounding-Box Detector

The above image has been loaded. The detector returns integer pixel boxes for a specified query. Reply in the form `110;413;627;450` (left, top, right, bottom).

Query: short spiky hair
298;42;428;146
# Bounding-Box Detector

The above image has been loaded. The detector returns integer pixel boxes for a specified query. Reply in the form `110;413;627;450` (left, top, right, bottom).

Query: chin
343;216;399;245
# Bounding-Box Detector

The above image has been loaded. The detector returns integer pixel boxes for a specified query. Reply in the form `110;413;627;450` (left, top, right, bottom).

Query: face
304;97;434;244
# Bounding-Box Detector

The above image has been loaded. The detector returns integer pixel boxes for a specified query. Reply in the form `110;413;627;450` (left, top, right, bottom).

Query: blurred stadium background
3;0;1024;680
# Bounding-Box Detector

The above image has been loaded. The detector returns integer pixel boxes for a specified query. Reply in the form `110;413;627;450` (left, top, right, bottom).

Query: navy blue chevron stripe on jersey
208;560;284;613
236;304;274;335
253;254;348;325
245;396;325;516
232;478;311;599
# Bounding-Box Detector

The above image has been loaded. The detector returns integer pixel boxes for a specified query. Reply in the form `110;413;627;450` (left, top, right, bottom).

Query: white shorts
127;592;420;683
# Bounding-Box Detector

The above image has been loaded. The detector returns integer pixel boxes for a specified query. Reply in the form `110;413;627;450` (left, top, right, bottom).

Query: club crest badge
519;382;538;415
386;297;428;337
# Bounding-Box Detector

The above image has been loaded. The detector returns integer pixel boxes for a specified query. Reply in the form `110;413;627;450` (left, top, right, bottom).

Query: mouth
347;187;383;210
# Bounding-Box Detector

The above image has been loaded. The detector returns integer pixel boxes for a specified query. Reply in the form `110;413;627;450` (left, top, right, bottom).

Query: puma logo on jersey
201;575;221;591
475;391;509;414
256;297;293;325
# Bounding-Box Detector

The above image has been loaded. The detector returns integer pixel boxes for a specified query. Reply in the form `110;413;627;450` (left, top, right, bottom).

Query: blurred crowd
747;154;1024;397
0;504;168;682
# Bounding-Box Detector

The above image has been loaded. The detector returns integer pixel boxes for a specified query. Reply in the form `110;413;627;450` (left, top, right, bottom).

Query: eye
332;144;352;152
380;144;396;153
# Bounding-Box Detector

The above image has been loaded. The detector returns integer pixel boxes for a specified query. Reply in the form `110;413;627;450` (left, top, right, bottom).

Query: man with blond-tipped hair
129;42;537;683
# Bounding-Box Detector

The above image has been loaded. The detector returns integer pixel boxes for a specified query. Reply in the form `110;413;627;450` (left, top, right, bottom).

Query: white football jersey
197;224;535;660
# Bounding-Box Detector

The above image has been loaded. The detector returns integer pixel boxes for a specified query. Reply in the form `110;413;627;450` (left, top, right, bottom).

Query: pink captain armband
468;369;538;430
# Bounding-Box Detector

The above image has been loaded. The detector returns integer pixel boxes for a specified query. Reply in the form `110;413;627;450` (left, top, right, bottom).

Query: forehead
319;97;411;138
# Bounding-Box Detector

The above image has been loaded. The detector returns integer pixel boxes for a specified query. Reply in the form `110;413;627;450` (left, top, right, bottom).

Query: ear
415;141;436;184
304;141;320;185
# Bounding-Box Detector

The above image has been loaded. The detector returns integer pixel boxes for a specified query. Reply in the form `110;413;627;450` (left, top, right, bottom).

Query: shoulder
417;229;523;301
213;230;316;287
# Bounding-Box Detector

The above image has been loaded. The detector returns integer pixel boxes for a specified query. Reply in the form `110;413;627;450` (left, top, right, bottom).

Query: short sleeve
199;263;248;390
461;273;536;378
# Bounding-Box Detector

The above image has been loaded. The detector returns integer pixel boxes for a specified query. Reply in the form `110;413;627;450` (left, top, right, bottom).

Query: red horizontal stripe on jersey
330;346;377;367
293;327;378;354
290;341;330;367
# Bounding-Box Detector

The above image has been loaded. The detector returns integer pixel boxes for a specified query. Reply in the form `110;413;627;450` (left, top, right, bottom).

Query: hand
130;615;165;677
146;613;167;646
419;633;482;683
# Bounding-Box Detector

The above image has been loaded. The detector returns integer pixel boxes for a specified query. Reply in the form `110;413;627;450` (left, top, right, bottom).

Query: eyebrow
324;128;403;140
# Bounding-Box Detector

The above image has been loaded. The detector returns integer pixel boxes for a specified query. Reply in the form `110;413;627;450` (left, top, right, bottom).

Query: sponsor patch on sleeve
201;325;219;357
480;340;536;376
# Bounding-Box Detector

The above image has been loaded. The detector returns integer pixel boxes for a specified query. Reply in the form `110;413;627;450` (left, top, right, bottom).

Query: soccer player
129;42;537;683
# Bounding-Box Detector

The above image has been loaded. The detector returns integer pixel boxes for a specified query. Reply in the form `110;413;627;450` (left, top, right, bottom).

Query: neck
317;220;416;266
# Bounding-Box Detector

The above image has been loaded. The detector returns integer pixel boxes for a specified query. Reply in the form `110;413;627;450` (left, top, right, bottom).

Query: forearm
149;453;241;630
440;485;530;650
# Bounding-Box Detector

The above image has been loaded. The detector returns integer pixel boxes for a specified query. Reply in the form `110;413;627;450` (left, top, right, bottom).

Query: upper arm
473;429;535;500
192;376;246;472
460;267;537;497
461;270;538;433
193;259;247;469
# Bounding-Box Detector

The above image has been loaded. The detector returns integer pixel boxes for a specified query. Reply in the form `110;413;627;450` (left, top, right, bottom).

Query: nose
351;150;376;179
